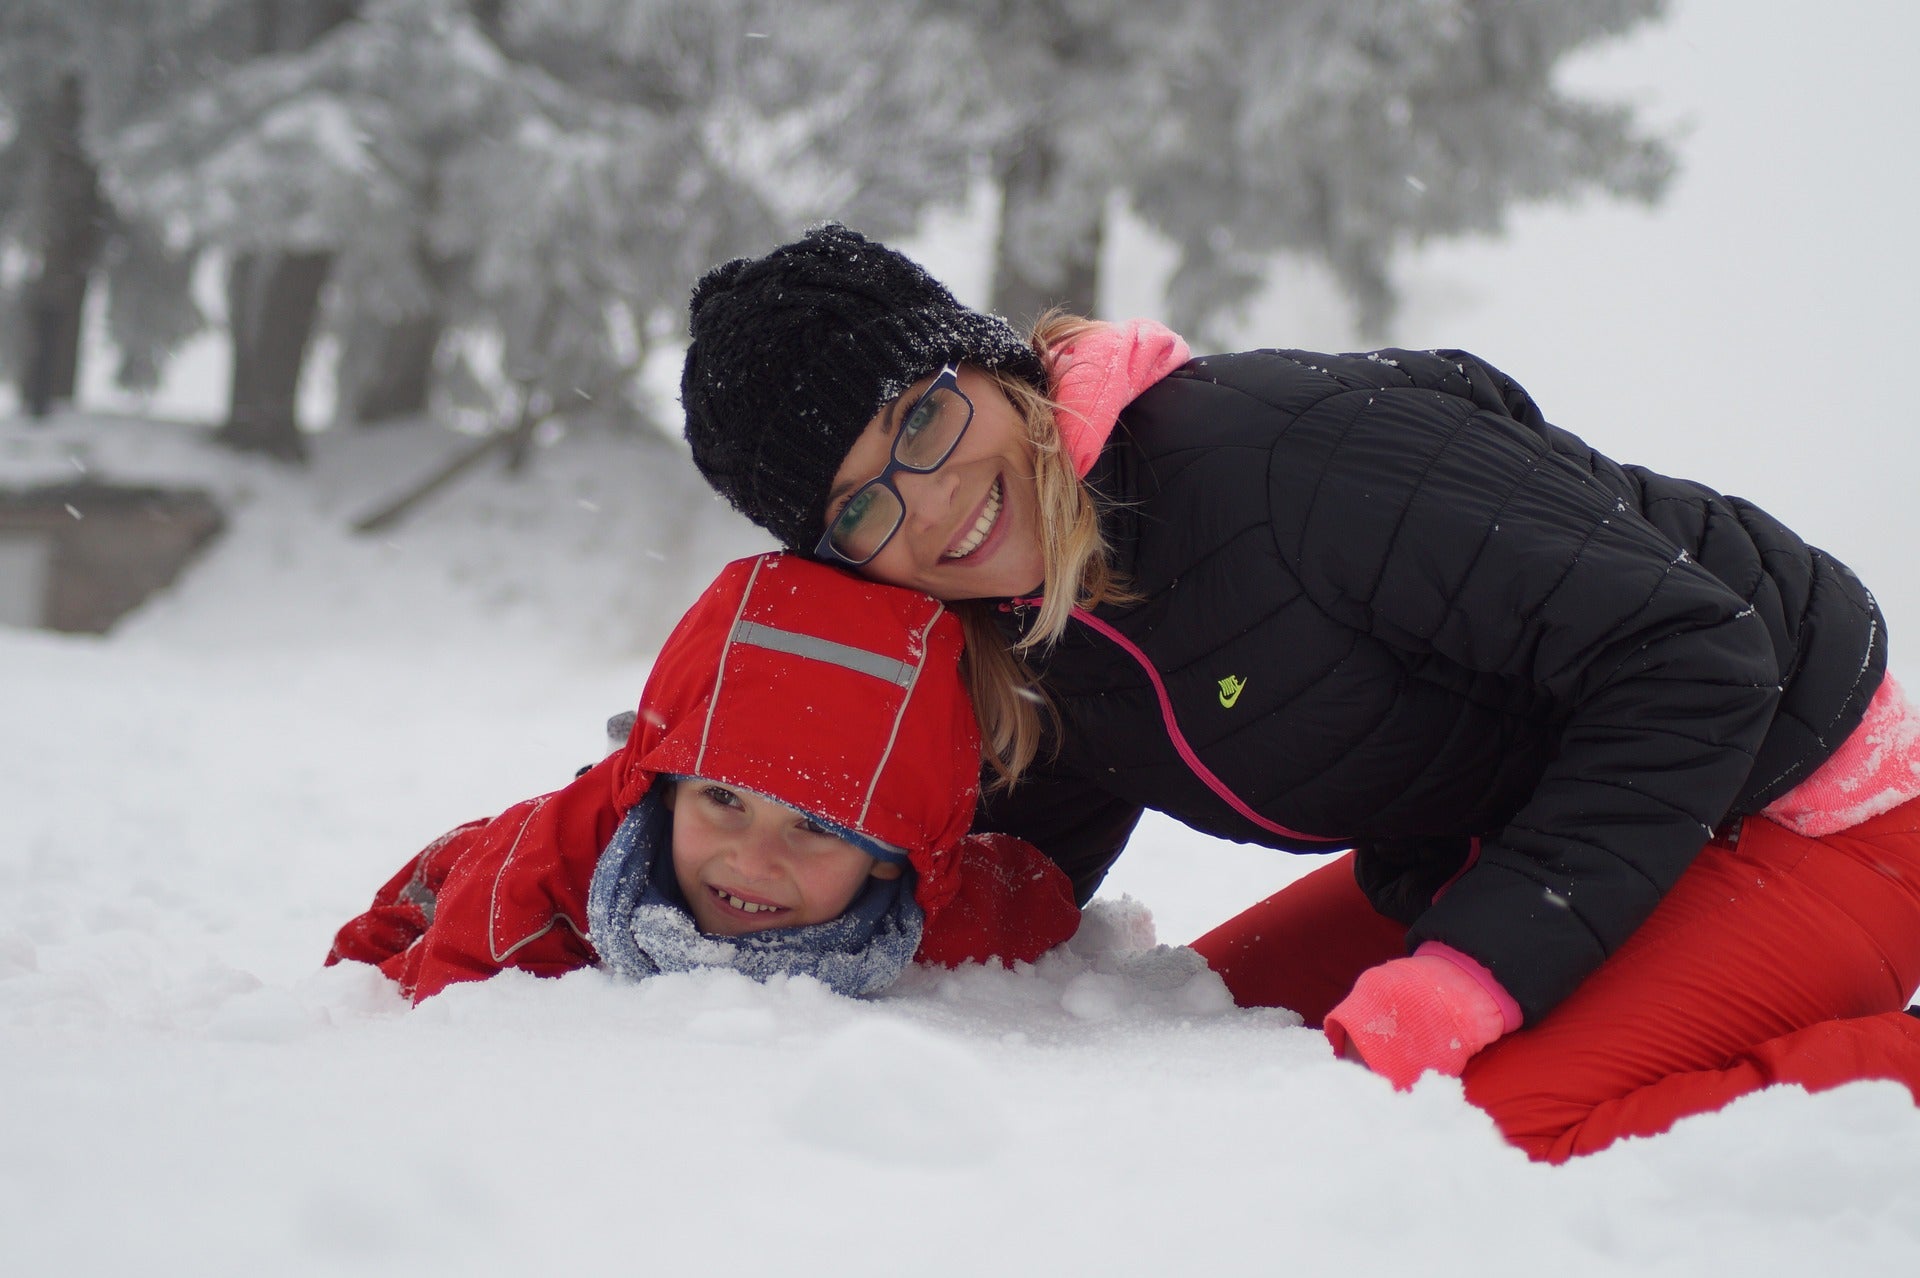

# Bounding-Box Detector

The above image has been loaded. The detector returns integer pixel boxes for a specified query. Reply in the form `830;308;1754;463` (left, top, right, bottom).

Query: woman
678;224;1920;1159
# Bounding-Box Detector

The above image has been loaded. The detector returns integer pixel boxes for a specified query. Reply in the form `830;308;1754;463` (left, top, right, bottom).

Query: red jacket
329;553;1080;1001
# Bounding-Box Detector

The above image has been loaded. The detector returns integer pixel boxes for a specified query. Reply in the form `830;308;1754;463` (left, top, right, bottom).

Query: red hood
610;553;980;917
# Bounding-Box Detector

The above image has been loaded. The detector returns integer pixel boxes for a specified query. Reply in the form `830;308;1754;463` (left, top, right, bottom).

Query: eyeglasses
815;364;973;566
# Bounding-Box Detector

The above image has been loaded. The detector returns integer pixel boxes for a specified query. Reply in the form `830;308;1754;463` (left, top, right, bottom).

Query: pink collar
1047;319;1191;476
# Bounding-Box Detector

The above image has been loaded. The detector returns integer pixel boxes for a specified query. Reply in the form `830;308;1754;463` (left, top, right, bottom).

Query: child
328;552;1080;1002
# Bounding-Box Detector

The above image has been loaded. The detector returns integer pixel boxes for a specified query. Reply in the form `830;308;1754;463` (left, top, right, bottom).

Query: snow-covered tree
104;0;375;458
455;0;1004;442
957;0;1674;339
0;0;214;416
103;0;1003;464
54;0;1672;464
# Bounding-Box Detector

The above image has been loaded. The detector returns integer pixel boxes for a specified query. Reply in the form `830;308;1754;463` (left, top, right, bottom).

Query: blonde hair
961;311;1134;789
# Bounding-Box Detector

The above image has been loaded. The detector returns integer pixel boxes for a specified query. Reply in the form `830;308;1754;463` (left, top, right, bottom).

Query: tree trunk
990;125;1104;330
248;0;359;52
21;73;106;419
209;0;358;457
218;250;332;462
352;310;442;425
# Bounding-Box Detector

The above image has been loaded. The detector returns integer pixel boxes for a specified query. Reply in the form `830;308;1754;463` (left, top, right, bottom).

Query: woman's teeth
945;478;1003;559
718;889;781;915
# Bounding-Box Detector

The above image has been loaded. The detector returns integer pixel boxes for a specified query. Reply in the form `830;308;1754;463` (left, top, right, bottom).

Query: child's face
665;778;903;936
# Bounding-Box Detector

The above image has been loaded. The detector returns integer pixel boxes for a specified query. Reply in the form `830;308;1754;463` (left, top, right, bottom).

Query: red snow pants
1191;798;1920;1162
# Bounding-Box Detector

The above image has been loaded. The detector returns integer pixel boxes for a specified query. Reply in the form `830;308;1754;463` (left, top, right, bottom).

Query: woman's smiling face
823;366;1046;601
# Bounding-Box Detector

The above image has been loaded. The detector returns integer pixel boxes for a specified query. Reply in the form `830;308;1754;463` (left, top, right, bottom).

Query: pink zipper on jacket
1011;595;1343;845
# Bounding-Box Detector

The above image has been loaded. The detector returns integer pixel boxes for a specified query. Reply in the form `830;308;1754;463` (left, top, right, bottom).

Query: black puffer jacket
975;347;1884;1021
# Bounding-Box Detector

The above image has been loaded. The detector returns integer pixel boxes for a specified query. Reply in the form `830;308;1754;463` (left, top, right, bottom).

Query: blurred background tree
3;0;1673;477
1136;0;1675;341
0;0;217;418
968;0;1672;339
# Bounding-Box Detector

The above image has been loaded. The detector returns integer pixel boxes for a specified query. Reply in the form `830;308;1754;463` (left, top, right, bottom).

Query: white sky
1251;0;1920;638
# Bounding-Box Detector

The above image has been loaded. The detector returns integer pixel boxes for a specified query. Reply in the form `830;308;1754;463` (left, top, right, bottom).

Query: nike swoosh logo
1218;675;1246;709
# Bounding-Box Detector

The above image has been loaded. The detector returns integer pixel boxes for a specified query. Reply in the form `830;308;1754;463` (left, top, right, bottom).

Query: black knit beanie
681;224;1049;552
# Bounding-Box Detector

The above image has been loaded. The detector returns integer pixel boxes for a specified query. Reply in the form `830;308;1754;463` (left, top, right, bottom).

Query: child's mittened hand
1323;953;1513;1089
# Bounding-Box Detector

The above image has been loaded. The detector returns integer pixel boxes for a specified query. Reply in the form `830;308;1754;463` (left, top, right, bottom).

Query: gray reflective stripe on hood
729;619;918;687
690;554;946;833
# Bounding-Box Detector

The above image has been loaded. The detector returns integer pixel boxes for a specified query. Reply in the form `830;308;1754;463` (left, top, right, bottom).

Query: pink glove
1324;944;1521;1089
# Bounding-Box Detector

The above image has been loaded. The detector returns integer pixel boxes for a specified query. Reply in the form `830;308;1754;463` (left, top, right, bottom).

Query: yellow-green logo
1217;675;1247;709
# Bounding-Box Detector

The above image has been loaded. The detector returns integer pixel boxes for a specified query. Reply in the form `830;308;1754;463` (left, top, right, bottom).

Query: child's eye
700;784;743;811
797;817;831;837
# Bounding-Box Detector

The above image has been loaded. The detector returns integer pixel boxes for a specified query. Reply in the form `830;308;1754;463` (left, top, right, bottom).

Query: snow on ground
9;2;1920;1271
5;411;1920;1278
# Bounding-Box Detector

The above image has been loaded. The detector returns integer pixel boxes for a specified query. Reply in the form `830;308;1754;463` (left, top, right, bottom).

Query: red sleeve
326;819;486;975
913;832;1081;968
326;753;627;1002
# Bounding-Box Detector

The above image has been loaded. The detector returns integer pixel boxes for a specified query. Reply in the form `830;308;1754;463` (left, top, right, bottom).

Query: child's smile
707;884;789;920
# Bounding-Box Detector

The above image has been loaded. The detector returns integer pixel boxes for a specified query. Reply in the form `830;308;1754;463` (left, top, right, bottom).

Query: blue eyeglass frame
813;364;973;567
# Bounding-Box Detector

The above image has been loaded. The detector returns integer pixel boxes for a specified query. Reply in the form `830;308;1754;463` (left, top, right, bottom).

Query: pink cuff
1764;672;1920;836
1324;953;1515;1089
1413;940;1523;1034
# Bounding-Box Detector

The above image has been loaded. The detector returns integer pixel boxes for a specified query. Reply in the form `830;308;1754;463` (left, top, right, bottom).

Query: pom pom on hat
681;224;1047;551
